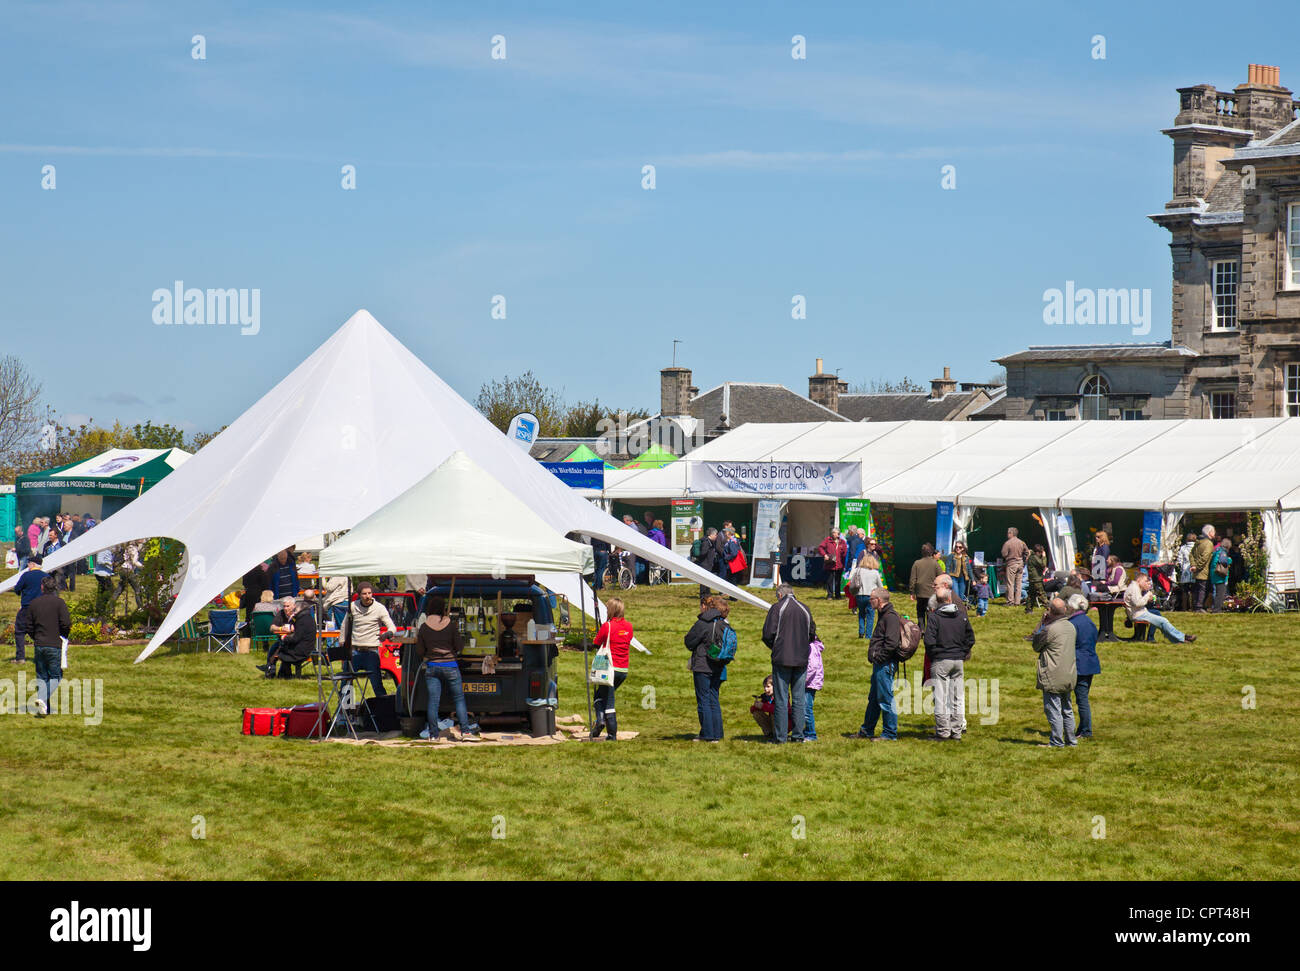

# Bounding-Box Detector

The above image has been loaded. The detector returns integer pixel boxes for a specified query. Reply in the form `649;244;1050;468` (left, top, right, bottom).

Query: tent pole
580;575;592;733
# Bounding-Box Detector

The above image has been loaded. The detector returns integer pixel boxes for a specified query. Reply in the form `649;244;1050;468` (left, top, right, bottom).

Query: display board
670;498;703;581
749;499;785;588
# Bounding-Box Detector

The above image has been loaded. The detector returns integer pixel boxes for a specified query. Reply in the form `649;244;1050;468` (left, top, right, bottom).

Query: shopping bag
728;549;747;573
589;644;615;685
4;550;16;569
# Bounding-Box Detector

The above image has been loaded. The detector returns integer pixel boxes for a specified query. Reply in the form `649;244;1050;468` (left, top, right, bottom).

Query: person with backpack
760;584;816;743
923;586;974;741
849;552;883;639
1209;538;1232;613
590;597;633;740
694;527;721;599
855;588;907;741
721;527;746;586
1026;544;1049;613
684;596;734;741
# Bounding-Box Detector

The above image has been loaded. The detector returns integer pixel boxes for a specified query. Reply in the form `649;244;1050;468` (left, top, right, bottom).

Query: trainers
1184;634;1198;643
460;731;481;741
853;729;874;739
34;699;47;717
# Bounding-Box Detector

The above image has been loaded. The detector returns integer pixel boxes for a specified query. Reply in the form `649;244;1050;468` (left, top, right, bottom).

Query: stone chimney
1235;64;1294;140
1166;65;1294;208
808;357;840;413
930;366;958;399
660;366;693;417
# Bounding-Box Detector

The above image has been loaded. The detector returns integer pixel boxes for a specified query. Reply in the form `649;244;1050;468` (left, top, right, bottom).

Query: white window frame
1121;408;1145;420
1211;259;1239;330
1209;391;1237;419
1079;374;1110;420
1288;203;1300;291
1286;363;1300;418
1045;409;1070;422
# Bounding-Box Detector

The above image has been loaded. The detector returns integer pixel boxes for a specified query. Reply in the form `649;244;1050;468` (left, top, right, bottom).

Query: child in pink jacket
805;639;825;741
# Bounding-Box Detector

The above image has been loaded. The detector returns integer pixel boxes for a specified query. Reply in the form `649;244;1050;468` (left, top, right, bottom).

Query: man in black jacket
761;584;816;743
924;587;975;740
856;589;901;740
19;575;71;716
696;527;721;599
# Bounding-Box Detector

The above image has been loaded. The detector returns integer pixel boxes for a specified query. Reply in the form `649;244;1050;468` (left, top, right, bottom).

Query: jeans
930;658;964;738
1075;674;1094;737
860;662;898;739
35;645;61;712
426;662;470;732
1006;563;1024;605
977;597;988;616
594;670;627;725
592;550;609;591
693;670;723;740
804;688;817;740
770;663;807;742
1132;608;1185;643
952;577;967;602
1042;690;1077;746
350;647;387;696
857;602;875;639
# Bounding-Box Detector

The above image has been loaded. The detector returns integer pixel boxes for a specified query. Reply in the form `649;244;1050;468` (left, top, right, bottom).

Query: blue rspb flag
935;501;955;555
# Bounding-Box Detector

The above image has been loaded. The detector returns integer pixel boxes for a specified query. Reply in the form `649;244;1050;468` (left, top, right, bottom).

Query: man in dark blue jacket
1066;593;1101;739
9;554;47;664
267;548;300;599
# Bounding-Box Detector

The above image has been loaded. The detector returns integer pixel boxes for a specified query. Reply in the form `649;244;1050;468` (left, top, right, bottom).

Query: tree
474;372;565;435
131;421;187;450
188;426;227;451
561;400;650;438
0;355;44;463
848;376;926;394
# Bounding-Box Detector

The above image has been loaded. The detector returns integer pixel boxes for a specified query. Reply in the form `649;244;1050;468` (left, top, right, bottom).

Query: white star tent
3;310;766;660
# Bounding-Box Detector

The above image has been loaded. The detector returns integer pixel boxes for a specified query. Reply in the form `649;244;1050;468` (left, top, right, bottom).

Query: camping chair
320;644;376;738
175;617;203;654
204;608;243;654
1266;571;1300;612
250;611;278;662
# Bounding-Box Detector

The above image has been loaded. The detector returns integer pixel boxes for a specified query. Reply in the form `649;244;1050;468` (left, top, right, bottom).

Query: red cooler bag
284;703;330;739
242;707;288;736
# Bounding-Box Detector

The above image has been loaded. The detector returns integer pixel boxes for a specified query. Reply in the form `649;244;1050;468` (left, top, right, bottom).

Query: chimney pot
815;357;823;375
943;366;951;380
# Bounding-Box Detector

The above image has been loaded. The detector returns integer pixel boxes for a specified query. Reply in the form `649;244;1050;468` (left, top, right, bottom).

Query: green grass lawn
1;576;1297;880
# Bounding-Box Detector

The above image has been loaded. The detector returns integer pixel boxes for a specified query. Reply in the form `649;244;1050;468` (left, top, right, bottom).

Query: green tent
621;444;681;469
562;443;617;470
16;447;191;525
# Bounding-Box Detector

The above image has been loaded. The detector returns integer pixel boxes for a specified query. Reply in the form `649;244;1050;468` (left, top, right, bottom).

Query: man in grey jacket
1032;597;1078;747
760;584;816;743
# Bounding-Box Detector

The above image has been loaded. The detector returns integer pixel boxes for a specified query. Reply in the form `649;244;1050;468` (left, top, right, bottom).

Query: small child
805;638;825;741
974;570;991;617
750;675;775;738
295;551;316;575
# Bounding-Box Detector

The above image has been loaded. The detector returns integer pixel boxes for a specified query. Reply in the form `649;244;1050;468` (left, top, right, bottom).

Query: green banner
838;498;871;537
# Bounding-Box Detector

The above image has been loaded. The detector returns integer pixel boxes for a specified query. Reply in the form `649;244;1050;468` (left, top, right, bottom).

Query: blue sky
1;0;1292;434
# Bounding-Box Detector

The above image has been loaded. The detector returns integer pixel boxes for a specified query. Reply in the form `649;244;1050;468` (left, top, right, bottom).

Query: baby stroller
1147;563;1178;610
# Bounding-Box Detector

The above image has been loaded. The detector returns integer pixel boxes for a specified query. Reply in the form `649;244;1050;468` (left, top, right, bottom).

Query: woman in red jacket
591;597;633;741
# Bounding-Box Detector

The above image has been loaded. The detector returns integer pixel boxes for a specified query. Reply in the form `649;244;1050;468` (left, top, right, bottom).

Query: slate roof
995;343;1199;365
1259;117;1300;146
1204;169;1243;212
529;437;604;462
689;382;849;433
837;391;985;422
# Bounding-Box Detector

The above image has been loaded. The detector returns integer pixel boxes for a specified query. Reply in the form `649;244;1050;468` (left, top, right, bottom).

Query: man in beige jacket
1031;598;1077;747
1001;527;1030;607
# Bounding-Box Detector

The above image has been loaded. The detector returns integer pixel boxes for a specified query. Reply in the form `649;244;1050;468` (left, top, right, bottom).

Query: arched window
1080;374;1110;420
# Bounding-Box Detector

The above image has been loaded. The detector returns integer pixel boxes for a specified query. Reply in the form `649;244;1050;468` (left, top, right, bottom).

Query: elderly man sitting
1124;573;1197;644
266;597;318;678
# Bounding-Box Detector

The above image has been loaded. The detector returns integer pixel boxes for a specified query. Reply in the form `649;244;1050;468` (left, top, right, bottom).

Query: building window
1288;203;1300;290
1079;374;1110;420
1210;391;1237;419
1121;408;1145;420
1287;363;1300;417
1045;409;1069;421
1212;260;1238;330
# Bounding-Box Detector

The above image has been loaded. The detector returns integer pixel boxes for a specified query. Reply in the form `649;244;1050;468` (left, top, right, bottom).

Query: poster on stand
838;498;871;539
750;499;786;588
936;501;955;556
1140;510;1162;566
670;498;703;581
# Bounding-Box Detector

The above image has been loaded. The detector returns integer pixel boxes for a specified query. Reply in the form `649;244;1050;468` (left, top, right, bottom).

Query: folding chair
175;618;203;654
1266;571;1300;612
318;644;378;738
204;608;243;654
249;611;278;662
